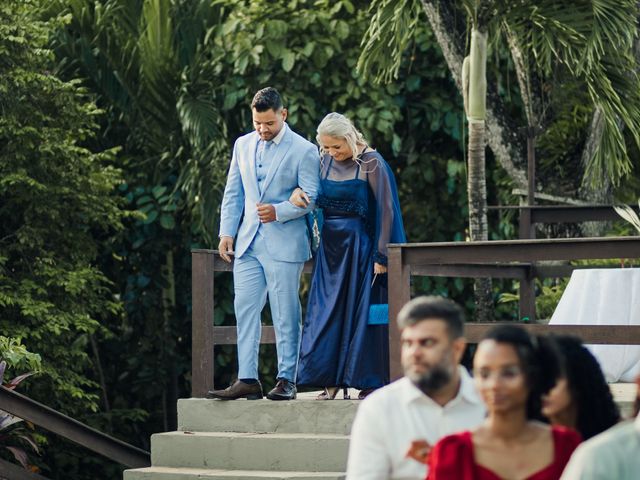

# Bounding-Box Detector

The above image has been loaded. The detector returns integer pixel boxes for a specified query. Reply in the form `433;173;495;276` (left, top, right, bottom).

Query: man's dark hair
251;87;283;112
396;296;464;339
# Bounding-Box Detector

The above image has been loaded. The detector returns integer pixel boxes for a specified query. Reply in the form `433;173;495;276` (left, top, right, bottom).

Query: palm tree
53;0;230;243
360;0;640;320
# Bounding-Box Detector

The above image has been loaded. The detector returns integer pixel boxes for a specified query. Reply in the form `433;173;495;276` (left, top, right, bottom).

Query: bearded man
346;296;486;480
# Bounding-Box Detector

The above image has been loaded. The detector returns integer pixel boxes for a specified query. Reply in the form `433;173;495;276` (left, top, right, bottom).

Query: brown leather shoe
266;379;296;400
206;379;263;400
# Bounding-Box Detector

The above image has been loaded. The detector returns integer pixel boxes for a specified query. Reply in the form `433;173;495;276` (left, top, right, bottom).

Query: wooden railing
386;236;640;378
191;205;640;397
0;386;150;477
0;457;50;480
498;204;640;315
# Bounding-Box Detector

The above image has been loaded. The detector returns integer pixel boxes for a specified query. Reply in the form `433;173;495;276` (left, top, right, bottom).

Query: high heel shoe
316;387;350;400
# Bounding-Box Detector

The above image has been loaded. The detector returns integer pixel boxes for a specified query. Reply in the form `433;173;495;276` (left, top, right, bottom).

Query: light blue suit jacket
219;124;320;262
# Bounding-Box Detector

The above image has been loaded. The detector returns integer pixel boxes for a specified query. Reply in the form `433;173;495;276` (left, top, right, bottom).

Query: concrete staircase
124;384;637;479
124;393;360;479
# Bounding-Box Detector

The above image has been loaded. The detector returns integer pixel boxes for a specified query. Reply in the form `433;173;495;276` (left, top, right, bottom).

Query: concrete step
151;432;349;471
610;383;636;418
125;384;635;479
177;397;359;435
124;467;345;480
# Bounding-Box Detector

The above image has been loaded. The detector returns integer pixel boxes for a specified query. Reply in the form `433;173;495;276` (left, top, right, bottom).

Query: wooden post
191;250;215;397
519;129;537;321
387;245;410;381
519;273;536;323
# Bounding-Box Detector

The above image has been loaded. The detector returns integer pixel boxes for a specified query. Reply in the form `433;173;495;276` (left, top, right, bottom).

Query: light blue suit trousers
219;124;320;381
234;230;304;381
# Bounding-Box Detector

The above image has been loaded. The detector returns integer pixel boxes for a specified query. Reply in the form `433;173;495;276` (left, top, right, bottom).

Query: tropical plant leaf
5;372;35;390
6;445;29;469
613;204;640;234
357;0;423;83
18;433;40;454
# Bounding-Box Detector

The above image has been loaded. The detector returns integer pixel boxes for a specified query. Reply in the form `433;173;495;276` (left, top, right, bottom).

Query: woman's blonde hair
316;112;367;159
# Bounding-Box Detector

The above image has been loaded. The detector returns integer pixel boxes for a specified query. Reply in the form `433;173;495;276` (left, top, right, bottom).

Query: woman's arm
289;187;310;208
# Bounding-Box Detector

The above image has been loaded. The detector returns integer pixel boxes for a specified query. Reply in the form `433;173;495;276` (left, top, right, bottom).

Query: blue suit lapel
260;127;292;198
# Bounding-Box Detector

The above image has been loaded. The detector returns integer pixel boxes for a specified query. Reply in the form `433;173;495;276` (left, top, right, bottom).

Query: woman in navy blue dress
292;112;405;399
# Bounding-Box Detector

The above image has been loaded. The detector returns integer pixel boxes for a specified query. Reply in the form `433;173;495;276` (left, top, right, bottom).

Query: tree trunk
468;120;493;321
466;28;493;322
162;249;177;431
420;0;528;190
579;108;612;236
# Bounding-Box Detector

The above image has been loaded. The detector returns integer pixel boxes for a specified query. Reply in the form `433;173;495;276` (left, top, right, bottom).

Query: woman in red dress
427;325;581;480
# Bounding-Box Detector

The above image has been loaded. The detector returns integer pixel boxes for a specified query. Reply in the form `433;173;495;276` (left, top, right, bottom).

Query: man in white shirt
346;296;486;480
561;377;640;480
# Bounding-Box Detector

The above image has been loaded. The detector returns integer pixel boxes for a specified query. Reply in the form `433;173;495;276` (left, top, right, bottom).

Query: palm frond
137;0;178;136
499;0;640;187
176;89;224;151
613;203;640;234
357;0;422;83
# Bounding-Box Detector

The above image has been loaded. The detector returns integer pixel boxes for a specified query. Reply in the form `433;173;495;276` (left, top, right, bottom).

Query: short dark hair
251;87;283;112
396;296;464;339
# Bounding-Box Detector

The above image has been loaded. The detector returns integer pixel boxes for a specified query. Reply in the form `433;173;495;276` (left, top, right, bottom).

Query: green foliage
0;1;132;477
0;355;42;473
0;0;126;415
0;337;42;374
498;279;568;321
361;0;640;189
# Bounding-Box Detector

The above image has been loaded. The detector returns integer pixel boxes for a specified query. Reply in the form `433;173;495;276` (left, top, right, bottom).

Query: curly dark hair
481;325;560;421
552;335;620;440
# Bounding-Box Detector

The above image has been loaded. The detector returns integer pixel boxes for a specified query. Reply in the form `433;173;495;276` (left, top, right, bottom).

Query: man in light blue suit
207;87;320;401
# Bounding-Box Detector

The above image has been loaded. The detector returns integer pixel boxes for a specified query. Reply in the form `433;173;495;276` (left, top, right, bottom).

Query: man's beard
409;363;453;394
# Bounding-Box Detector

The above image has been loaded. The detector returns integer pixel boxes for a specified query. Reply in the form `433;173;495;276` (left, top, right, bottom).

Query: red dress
427;426;581;480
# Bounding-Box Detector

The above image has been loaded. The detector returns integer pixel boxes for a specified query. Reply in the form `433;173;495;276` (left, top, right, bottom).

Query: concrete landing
178;396;359;435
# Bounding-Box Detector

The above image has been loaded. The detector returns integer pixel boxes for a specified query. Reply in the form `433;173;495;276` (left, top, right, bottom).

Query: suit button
258;164;262;168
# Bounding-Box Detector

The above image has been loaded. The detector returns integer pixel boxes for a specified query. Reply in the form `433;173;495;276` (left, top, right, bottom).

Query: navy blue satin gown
297;152;403;390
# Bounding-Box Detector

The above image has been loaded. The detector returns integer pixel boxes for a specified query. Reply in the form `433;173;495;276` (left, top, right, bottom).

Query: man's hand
218;236;234;263
405;439;432;465
257;203;276;223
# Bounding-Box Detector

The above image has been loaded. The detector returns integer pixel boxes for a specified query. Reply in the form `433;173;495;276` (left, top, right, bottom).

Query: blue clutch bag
368;272;388;325
368;303;389;325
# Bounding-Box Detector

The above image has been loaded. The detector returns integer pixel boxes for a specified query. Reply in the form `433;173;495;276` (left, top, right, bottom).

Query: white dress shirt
346;366;486;480
561;413;640;480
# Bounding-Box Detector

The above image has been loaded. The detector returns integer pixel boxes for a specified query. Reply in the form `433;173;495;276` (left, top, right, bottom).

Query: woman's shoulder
359;149;389;175
429;431;474;479
551;425;582;446
360;148;384;162
433;430;473;452
551;425;582;440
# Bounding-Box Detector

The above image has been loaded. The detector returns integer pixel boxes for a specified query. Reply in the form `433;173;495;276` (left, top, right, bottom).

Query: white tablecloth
550;268;640;382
